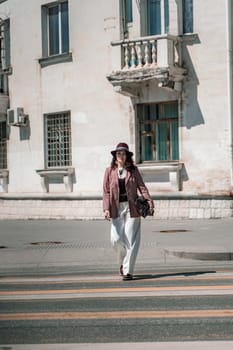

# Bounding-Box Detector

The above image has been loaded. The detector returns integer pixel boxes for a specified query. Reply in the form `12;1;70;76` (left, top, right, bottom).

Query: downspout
226;0;233;193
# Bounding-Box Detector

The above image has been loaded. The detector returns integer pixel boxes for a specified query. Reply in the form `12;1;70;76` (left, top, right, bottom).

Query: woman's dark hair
111;152;135;172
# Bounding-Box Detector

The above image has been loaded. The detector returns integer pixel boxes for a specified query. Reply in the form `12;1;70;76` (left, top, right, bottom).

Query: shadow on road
133;270;217;281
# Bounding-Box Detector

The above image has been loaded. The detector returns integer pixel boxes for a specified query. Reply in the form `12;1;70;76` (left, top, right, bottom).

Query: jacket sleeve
135;167;154;208
103;167;110;212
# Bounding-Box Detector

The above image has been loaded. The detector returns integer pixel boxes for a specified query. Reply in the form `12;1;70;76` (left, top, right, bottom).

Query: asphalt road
1;218;233;348
1;270;233;345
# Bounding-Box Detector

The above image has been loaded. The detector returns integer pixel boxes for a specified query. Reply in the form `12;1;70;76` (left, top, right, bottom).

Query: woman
103;142;154;281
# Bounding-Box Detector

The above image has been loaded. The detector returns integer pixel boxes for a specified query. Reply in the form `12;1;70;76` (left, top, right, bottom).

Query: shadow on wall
19;120;31;140
182;35;204;129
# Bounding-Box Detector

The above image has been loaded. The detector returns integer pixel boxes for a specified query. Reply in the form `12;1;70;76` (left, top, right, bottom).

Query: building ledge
38;52;73;68
0;169;9;178
36;167;75;193
0;193;232;201
138;162;183;191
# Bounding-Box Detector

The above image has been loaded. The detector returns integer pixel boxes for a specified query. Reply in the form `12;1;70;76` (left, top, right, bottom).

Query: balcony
107;34;187;96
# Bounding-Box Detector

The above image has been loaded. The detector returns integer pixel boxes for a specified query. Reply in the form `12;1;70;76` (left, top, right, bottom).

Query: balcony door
141;0;169;36
148;0;161;35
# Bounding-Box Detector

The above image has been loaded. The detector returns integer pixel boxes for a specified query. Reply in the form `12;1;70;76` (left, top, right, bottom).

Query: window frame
40;0;72;67
44;111;72;169
182;0;193;34
120;0;133;39
137;101;179;163
140;0;169;36
0;18;11;74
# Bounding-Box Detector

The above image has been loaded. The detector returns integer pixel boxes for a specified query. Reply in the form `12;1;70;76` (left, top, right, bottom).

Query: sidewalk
0;218;233;276
2;342;233;350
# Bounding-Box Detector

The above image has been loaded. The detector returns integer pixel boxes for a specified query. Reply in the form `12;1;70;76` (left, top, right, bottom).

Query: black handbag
135;196;151;218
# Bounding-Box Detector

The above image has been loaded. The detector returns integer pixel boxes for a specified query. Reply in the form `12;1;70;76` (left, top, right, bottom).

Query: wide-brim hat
111;142;133;157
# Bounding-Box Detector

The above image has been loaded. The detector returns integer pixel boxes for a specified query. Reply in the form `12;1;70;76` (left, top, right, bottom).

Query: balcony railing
111;33;181;70
107;34;186;93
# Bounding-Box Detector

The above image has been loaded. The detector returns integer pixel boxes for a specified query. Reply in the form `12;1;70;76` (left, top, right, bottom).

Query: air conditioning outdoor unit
7;108;29;127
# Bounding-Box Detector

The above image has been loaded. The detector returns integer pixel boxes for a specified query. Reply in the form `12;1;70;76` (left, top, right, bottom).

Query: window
0;121;7;169
41;1;69;58
146;0;169;35
44;111;72;168
138;102;179;162
124;0;133;24
182;0;193;34
0;19;10;72
122;0;133;38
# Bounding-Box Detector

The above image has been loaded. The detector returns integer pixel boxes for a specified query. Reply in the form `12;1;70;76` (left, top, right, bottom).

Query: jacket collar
113;167;131;184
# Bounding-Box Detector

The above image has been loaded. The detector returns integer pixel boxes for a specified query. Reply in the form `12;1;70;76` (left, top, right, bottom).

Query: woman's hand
104;210;111;221
149;207;154;216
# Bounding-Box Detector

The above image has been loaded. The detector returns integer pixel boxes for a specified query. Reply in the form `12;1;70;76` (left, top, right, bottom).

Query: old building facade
0;0;233;219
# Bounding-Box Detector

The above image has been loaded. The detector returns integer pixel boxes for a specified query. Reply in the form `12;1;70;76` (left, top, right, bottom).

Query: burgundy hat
111;142;133;156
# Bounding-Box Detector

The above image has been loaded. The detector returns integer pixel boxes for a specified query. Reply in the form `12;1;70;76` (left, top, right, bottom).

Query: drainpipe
226;0;233;193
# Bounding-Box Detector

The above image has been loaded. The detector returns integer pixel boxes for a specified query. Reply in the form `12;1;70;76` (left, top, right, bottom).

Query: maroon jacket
103;166;154;218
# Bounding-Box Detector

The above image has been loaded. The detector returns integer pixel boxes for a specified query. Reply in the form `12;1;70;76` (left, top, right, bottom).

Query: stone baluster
136;41;143;68
151;40;157;66
144;41;150;67
130;43;136;69
123;44;129;70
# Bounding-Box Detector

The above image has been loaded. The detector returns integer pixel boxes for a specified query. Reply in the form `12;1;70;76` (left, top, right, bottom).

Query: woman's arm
103;168;111;220
135;167;154;209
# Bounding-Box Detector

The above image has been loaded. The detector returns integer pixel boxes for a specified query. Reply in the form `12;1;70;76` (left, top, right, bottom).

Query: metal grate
0;121;7;169
44;111;72;168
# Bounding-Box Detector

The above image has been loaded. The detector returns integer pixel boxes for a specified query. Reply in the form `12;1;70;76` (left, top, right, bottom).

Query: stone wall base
0;197;232;220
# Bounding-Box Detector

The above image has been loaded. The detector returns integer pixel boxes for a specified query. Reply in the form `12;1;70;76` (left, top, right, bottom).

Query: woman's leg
110;202;128;267
122;213;141;276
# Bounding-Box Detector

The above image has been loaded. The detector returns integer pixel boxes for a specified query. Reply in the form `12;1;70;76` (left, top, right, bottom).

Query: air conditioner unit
7;108;29;127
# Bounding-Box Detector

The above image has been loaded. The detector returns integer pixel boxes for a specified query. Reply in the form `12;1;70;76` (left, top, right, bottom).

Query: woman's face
116;151;126;165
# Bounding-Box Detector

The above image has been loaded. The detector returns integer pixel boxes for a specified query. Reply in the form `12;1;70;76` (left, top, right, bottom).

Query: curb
164;248;233;261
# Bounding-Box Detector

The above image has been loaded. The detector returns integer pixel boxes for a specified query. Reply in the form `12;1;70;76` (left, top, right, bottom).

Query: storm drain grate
155;229;190;233
29;241;63;246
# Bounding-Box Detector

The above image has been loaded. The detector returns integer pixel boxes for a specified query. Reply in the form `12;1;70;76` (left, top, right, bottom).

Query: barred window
44;112;72;168
0;121;7;169
0;18;10;71
138;102;179;162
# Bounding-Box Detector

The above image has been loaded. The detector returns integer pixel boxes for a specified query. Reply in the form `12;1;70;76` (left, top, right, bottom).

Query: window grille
44;112;72;168
0;121;7;169
0;18;10;71
138;102;179;162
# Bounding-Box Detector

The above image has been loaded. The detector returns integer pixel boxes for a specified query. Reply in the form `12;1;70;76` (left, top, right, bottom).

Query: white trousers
111;202;141;275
